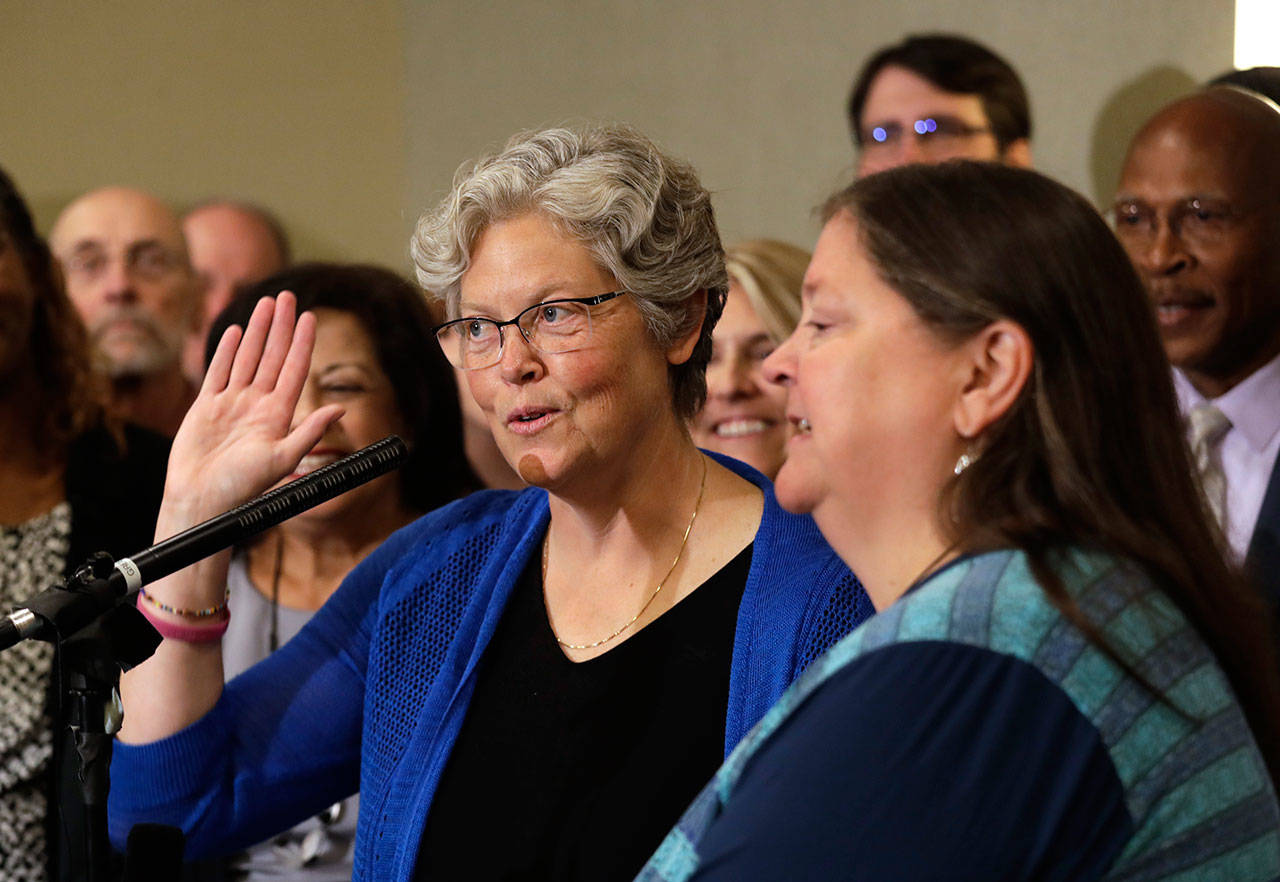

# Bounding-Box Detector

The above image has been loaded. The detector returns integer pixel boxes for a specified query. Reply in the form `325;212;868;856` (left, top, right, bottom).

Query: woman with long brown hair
0;165;168;881
197;263;480;880
640;161;1280;881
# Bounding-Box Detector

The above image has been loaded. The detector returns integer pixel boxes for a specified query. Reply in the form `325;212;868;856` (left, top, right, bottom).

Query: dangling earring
953;451;975;476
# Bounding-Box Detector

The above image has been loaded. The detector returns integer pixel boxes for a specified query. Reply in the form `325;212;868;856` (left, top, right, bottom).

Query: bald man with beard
51;187;201;437
1113;87;1280;609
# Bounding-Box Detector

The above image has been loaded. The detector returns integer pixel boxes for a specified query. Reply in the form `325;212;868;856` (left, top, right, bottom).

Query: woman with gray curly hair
110;123;870;881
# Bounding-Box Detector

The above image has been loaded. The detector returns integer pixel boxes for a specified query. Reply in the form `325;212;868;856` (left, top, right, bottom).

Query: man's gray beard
99;343;179;379
92;312;182;380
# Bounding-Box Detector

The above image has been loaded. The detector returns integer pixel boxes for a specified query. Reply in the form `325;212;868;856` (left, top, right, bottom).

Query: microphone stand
1;435;409;880
56;558;162;882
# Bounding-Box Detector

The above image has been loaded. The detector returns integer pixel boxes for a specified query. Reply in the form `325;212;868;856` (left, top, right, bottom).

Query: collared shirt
1174;351;1280;561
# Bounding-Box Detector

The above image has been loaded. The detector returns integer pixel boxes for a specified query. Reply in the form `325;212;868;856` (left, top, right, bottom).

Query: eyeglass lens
437;299;596;369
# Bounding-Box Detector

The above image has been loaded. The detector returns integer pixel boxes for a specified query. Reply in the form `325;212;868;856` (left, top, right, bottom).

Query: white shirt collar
1174;350;1280;454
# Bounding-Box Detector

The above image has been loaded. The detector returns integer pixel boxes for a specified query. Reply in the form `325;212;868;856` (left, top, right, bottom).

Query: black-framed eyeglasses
862;116;993;152
434;291;627;370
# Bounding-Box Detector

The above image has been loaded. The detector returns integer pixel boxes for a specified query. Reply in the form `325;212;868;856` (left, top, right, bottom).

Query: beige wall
404;0;1230;254
1;1;1231;274
0;1;409;270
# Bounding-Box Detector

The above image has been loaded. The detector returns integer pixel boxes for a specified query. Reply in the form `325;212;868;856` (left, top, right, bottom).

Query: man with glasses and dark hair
847;33;1032;178
50;187;201;436
1113;87;1280;614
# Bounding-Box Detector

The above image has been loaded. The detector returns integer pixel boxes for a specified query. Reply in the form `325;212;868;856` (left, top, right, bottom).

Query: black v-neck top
414;543;754;881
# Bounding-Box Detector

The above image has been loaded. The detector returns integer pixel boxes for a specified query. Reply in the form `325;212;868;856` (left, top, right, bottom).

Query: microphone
0;435;409;651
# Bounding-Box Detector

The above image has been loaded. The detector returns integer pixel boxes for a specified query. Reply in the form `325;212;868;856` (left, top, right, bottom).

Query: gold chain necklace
542;456;708;651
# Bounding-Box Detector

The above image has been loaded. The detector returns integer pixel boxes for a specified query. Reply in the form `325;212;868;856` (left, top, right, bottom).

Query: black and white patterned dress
0;502;70;881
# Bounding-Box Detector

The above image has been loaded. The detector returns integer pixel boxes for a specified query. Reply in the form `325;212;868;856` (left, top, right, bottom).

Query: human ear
953;319;1033;439
1001;138;1033;169
666;289;707;366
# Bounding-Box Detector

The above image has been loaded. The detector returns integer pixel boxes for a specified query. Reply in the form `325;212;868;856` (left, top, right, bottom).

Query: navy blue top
691;640;1130;880
639;549;1280;882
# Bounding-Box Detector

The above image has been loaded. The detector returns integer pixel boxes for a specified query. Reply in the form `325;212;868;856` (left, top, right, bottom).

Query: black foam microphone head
122;823;185;881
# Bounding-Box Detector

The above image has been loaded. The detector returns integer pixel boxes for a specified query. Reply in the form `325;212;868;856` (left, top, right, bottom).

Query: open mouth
508;407;559;434
788;415;812;435
713;418;772;439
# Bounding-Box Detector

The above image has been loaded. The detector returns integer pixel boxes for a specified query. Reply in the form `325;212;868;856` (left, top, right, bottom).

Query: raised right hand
119;294;341;743
160;292;344;534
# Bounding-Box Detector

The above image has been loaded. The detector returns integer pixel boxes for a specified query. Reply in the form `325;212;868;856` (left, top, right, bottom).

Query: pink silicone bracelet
136;596;229;643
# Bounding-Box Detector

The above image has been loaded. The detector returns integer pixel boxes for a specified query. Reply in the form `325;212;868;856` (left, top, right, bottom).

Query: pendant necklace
542;457;708;651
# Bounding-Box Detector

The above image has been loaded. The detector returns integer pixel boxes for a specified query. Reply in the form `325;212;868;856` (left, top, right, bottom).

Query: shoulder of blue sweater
352;486;547;593
399;485;548;539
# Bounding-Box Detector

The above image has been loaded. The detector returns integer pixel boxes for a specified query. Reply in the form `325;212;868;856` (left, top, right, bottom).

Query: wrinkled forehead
55;191;187;256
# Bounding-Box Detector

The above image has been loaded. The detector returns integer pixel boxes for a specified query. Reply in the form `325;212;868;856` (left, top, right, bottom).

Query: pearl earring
953;452;974;476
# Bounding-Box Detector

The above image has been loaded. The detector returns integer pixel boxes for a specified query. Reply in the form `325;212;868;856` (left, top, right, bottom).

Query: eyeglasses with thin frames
861;116;994;154
60;241;187;284
434;291;626;370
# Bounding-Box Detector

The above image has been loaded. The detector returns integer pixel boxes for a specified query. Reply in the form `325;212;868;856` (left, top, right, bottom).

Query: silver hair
411;123;728;419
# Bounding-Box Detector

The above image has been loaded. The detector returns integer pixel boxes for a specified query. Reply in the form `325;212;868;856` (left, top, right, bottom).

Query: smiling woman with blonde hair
692;238;808;479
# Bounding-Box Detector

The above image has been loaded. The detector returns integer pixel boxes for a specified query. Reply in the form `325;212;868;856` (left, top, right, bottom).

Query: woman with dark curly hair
190;263;481;880
0;165;168;881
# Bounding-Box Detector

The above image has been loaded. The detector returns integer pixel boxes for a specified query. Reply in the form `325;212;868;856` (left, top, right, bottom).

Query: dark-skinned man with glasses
847;33;1033;177
1113;86;1280;628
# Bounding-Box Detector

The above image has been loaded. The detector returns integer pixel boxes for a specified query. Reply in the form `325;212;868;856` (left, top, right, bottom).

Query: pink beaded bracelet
136;596;229;644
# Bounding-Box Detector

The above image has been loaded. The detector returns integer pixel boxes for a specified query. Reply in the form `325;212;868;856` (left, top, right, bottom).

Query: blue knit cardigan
109;455;870;881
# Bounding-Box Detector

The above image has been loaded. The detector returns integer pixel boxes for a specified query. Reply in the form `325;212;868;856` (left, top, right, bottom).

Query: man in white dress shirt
1113;86;1280;605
